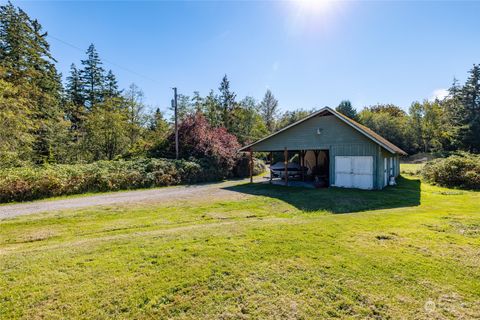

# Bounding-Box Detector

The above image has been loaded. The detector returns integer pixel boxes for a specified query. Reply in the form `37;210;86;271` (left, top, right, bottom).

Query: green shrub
422;153;480;189
0;158;224;203
233;155;266;178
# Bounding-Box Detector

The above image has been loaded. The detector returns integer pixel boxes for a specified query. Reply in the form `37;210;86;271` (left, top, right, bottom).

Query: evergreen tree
448;77;462;98
445;78;463;124
150;108;170;132
458;64;480;152
259;89;279;132
104;69;121;98
438;78;463;151
336;100;357;120
65;63;86;135
66;64;84;106
80;44;105;108
147;108;170;152
0;2;65;164
191;91;203;113
218;74;236;128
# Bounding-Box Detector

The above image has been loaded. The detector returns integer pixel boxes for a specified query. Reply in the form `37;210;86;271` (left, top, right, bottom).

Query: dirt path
0;178;263;219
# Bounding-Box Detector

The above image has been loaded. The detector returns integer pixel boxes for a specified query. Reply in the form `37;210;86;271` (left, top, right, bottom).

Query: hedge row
422;153;480;189
0;158;224;203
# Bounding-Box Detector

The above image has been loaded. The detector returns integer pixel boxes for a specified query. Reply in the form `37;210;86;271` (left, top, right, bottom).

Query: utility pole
171;87;179;160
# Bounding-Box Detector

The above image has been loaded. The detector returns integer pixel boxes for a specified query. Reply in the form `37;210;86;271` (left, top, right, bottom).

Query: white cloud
430;88;449;101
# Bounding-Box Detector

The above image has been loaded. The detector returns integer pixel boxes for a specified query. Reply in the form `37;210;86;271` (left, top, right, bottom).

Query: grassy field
1;166;479;319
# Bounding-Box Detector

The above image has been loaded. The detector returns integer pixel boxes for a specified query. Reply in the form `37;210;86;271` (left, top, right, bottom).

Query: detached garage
239;107;407;190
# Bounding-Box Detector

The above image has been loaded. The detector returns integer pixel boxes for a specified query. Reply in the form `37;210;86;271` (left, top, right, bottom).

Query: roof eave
238;106;408;155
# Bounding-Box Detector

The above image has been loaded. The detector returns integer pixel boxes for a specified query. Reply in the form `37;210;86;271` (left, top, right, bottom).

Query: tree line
1;2;479;170
335;67;480;155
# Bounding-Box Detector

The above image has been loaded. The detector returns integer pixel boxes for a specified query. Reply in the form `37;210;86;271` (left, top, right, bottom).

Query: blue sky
12;0;480;115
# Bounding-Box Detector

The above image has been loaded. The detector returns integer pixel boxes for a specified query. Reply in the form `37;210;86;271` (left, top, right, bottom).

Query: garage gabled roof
239;107;407;155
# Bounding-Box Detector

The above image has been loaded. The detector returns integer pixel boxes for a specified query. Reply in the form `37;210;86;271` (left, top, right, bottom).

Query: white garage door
335;156;374;189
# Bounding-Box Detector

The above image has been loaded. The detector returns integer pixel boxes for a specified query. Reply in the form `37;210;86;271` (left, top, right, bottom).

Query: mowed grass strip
0;171;479;319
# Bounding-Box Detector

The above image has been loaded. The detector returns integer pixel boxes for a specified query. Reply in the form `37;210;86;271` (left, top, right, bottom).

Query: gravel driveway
0;178;261;220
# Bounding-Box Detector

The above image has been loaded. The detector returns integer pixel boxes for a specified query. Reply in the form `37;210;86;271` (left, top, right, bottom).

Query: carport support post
284;147;288;186
249;149;253;183
269;152;273;184
300;150;305;181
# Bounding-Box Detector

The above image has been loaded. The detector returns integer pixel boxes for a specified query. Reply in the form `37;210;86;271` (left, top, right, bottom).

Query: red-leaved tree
159;113;240;178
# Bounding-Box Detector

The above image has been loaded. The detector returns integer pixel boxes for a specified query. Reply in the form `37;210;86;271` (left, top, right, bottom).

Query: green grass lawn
1;168;479;319
400;162;425;176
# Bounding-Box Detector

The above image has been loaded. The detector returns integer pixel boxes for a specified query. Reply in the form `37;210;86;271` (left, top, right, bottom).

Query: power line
46;33;160;84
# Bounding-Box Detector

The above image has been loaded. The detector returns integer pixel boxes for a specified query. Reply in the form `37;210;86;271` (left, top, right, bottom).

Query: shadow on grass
223;176;421;214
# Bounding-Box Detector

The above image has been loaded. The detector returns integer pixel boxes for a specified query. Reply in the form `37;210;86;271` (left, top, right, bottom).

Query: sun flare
286;0;341;35
296;0;332;14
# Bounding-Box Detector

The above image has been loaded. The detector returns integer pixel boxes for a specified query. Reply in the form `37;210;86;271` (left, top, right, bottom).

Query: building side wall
377;151;401;188
396;155;401;177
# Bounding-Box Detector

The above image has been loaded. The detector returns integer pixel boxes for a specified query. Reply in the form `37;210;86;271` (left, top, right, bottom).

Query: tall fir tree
80;44;105;108
446;77;463;122
458;64;480;152
104;69;121;98
150;108;169;133
218;74;236;129
259;89;279;132
191;91;204;113
438;78;463;151
66;64;84;106
336;100;357;120
147;107;170;152
65;63;86;136
0;2;65;164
